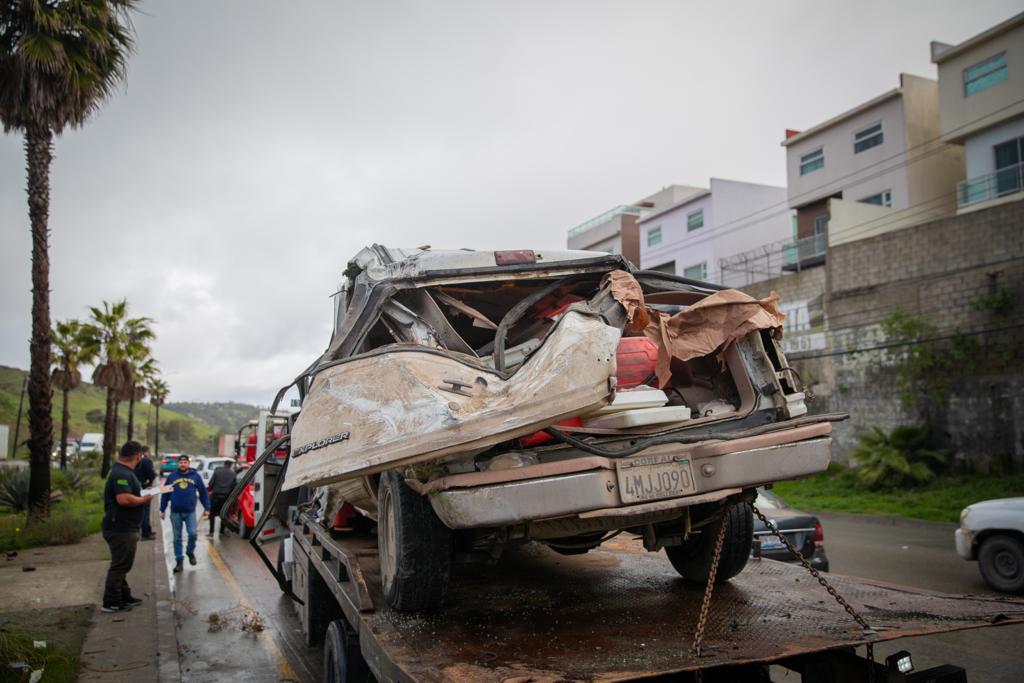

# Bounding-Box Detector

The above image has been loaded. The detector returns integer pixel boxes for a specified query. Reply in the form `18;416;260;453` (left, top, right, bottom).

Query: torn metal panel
284;309;622;491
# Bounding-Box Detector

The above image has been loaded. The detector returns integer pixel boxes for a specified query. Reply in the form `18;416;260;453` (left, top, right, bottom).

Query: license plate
760;538;785;551
616;454;696;504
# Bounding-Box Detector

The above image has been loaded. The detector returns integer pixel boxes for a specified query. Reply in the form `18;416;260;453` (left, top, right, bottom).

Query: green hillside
164;401;259;434
0;365;221;457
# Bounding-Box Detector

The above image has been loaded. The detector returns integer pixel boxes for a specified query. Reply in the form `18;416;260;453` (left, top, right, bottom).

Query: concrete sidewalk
0;507;180;681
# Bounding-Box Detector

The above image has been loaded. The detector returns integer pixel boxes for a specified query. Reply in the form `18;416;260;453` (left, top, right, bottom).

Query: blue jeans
170;511;197;561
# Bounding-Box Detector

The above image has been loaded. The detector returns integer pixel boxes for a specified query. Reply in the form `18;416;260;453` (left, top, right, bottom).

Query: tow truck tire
978;534;1024;594
378;470;452;611
665;503;753;583
323;619;370;683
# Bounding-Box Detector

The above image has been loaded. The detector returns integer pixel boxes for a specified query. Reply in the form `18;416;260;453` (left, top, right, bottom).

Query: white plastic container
583;405;692;429
589;388;668;416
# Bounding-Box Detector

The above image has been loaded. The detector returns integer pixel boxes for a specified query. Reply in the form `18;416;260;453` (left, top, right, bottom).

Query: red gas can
616;336;658;388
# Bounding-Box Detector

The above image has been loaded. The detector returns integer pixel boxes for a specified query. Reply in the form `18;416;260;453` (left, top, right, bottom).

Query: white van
78;433;104;454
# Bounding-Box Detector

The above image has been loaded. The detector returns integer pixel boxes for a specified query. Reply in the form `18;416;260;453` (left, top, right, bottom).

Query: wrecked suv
281;246;839;610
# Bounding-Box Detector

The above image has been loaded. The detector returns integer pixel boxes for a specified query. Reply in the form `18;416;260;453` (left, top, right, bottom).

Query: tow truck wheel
978;534;1024;594
665;502;753;583
377;470;452;611
323;619;369;683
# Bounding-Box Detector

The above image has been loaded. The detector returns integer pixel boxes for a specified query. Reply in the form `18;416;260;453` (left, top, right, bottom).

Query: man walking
160;455;210;573
135;445;157;540
207;460;238;537
101;441;154;612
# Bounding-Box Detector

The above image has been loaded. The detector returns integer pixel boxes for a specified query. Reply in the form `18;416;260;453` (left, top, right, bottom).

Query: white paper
141;485;171;497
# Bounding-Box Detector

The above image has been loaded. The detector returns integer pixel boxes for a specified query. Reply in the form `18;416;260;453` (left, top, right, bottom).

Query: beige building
782;74;964;250
565;185;703;266
931;12;1024;212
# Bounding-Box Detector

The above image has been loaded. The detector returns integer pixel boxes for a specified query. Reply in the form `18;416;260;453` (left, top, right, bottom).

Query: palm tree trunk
154;405;161;457
127;388;135;440
101;388;116;477
25;127;54;523
59;386;70;470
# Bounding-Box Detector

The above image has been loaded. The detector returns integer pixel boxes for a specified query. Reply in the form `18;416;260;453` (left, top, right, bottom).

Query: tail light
813;522;825;547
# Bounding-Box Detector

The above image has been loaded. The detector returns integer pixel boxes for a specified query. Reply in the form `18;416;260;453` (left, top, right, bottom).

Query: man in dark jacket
160;455;210;573
135;445;158;540
207;460;238;537
101;441;155;612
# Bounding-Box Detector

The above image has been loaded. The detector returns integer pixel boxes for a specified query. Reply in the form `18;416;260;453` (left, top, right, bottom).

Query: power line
791;322;1024;360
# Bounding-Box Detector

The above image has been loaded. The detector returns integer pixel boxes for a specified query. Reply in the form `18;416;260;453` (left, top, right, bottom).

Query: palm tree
1;2;139;519
51;319;97;470
147;378;169;458
126;355;157;441
81;300;154;477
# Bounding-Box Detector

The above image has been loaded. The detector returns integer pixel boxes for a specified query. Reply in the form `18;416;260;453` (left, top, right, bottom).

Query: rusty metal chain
751;503;877;681
691;502;731;674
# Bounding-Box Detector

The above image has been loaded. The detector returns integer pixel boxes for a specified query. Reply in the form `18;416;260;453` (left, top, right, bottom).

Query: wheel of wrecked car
665;503;753;583
978;534;1024;594
377;470;453;611
323;619;369;683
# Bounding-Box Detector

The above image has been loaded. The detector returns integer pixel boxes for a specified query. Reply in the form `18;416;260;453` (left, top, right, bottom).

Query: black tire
377;470;452;611
276;541;293;595
323;619;370;683
978;534;1024;594
665;503;753;583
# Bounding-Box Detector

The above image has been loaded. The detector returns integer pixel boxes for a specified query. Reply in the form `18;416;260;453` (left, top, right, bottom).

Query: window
683;262;707;281
813;215;828;235
687;209;704;231
994;136;1023;196
964;52;1008;96
800;148;824;175
859;190;892;207
649;261;676;274
854;122;884;154
647;226;662;247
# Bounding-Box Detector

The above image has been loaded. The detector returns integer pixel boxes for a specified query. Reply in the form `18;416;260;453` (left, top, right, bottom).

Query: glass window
814;215;828;235
964;52;1008;96
994;136;1023;196
859;190;892;207
647;226;662;247
800;148;824;175
683;262;707;280
854;122;884;154
687;209;704;231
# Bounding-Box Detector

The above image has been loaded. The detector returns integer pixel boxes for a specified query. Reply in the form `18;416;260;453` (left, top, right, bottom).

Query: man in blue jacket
160;455;210;574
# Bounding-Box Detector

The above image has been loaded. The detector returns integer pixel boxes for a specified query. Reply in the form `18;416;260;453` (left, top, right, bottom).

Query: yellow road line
206;540;300;682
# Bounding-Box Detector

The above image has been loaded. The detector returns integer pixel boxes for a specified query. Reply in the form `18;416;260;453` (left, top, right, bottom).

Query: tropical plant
0;469;31;513
147;377;169;457
1;0;139;520
80;300;154;476
850;425;947;490
126;354;157;441
51;319;97;470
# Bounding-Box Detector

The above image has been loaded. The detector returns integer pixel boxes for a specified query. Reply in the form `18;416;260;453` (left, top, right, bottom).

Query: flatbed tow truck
227;436;1024;683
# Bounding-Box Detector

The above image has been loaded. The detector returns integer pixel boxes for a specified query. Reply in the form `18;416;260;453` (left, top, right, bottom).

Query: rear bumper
427;433;832;529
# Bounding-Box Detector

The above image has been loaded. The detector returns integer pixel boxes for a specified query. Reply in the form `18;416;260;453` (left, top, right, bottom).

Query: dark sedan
753;487;829;571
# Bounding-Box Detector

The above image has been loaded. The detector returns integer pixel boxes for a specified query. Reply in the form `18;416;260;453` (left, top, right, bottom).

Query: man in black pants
101;441;155;613
135;445;158;540
207;460;238;537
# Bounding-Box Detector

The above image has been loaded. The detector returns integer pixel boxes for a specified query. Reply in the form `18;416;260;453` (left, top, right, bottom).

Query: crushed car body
279;244;843;610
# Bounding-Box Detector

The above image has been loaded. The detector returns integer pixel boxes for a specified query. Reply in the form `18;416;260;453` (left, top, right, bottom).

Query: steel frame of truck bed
284;509;1024;682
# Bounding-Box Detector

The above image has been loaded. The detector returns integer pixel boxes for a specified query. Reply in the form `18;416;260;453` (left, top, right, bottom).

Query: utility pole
11;375;27;458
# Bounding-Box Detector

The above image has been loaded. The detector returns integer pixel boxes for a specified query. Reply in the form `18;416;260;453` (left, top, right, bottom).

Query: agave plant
0;469;31;512
850;425;947;490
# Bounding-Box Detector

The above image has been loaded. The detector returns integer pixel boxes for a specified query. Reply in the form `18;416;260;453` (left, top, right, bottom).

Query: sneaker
140;534;155;541
123;596;143;607
101;604;131;613
187;552;197;566
173;559;183;574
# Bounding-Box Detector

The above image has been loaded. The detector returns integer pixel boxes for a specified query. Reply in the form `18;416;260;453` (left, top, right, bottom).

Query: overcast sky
1;0;1019;405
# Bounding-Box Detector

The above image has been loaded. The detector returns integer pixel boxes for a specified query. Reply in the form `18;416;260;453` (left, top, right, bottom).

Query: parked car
159;453;183;473
78;433;103;455
196;457;235;485
753;487;829;571
955;497;1024;594
281;246;842;610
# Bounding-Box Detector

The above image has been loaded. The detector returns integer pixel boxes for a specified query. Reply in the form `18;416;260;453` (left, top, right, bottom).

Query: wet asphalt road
163;512;1023;682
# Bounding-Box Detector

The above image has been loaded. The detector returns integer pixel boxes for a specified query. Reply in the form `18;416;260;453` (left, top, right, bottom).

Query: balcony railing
782;233;827;270
567;205;642;239
957;162;1023;209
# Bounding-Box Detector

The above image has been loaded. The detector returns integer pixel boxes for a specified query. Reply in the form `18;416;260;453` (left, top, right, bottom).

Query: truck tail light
813;522;825;547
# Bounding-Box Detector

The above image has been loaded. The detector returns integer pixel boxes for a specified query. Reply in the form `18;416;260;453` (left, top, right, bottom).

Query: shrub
850;425;947;490
0;469;31;512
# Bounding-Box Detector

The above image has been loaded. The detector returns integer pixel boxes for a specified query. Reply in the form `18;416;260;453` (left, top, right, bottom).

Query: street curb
154;510;181;682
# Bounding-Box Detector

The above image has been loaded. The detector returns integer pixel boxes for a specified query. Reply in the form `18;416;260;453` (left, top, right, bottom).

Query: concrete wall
901;75;965;216
934;18;1024;144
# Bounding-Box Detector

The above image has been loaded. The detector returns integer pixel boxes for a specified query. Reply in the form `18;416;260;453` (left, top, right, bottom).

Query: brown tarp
603;270;786;387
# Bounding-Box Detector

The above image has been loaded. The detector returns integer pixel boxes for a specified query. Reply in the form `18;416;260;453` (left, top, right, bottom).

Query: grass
0;478;105;553
0;606;93;683
773;470;1024;523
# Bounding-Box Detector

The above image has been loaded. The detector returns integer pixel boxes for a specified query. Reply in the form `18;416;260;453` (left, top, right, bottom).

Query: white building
932;12;1024;212
637;178;792;287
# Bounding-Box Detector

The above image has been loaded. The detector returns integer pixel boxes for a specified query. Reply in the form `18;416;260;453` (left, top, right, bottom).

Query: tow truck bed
287;511;1024;681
